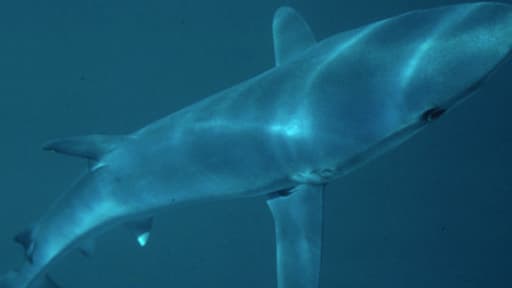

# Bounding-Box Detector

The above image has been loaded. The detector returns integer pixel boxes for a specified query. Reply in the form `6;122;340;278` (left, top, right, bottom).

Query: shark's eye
421;107;446;122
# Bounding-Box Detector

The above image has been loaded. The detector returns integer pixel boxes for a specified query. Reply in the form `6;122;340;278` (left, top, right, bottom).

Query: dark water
1;0;511;287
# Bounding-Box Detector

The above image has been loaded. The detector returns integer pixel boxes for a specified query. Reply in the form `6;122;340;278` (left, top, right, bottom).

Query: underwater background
0;0;511;287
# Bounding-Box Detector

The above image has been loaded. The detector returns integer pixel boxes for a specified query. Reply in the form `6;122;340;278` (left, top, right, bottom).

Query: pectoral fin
267;184;324;288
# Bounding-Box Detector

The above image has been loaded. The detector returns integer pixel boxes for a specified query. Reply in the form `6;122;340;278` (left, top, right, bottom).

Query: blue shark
1;2;512;288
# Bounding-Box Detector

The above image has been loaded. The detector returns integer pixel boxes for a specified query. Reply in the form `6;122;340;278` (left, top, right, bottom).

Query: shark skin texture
2;2;512;288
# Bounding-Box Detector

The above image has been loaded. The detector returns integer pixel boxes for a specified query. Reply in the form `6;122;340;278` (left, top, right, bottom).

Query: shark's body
2;2;512;288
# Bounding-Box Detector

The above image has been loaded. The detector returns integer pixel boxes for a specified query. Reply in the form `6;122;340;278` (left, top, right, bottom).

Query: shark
1;2;512;288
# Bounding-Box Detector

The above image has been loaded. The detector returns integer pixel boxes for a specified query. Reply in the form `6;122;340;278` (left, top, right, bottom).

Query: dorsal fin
273;7;316;66
43;135;129;161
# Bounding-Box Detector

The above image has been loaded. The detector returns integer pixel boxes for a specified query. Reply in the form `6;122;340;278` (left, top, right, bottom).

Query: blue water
0;0;511;287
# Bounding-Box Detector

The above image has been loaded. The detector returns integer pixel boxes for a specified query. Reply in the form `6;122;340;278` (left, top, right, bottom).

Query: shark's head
309;2;512;171
402;2;512;122
312;2;512;142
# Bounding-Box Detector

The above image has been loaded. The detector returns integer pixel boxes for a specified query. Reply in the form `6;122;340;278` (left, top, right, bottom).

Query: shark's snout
446;2;512;104
473;2;512;59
